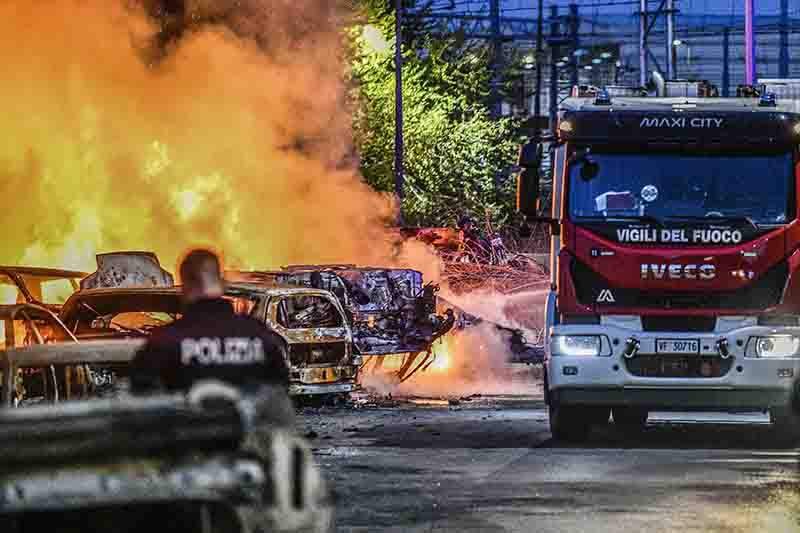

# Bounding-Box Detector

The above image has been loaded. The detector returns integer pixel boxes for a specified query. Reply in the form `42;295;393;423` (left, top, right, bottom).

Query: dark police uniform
130;298;288;393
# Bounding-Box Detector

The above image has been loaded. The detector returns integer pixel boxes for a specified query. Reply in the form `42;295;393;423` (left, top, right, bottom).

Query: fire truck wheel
548;404;591;442
768;406;800;446
612;407;648;433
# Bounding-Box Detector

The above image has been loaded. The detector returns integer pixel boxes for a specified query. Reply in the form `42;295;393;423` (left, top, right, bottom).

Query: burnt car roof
60;284;338;324
60;287;183;323
0;266;87;279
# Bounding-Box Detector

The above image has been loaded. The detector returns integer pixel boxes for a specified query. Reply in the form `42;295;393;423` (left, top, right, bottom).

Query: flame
428;338;452;372
0;1;438;280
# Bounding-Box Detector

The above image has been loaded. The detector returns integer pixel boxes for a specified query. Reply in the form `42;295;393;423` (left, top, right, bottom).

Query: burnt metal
81;252;174;290
229;267;455;357
59;281;359;397
0;384;331;532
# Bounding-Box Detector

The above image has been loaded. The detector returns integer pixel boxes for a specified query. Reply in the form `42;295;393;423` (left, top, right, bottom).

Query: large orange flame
0;0;437;280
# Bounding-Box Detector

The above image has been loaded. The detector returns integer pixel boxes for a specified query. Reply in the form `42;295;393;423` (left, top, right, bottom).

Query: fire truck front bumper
546;318;800;411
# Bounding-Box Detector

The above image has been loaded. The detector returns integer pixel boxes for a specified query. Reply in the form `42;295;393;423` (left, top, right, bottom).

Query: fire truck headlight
551;335;607;357
746;336;800;358
793;122;800;135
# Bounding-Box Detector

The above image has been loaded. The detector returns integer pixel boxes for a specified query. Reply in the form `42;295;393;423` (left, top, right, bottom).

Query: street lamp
672;39;691;77
523;54;535;70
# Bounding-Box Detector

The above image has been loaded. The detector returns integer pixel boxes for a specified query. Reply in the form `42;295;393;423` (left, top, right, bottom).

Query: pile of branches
441;255;549;295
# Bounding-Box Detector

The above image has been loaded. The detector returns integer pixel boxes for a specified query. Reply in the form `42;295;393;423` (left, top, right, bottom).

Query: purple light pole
745;0;756;85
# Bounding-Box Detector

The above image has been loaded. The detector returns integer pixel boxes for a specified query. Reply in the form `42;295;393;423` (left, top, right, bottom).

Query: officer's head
179;248;224;304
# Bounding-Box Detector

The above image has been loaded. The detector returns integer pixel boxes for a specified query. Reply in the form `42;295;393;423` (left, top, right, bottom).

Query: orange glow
0;1;439;281
0;285;19;304
428;338;452;372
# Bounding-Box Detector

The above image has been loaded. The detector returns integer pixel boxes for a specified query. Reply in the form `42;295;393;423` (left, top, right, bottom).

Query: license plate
656;339;700;354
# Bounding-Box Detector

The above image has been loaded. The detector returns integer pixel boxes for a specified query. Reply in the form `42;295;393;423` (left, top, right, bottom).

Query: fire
428;338;452;372
0;1;437;279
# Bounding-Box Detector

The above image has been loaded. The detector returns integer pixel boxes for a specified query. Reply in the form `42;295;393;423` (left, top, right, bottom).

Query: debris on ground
442;260;548;295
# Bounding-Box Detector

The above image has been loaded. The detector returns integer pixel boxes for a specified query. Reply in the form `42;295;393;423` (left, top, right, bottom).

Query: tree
349;0;520;227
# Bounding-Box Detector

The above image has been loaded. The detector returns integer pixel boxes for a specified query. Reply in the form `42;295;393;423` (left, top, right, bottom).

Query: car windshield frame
566;149;797;227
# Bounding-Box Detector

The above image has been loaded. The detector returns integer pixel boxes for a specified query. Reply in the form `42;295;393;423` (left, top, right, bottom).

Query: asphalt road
302;394;800;533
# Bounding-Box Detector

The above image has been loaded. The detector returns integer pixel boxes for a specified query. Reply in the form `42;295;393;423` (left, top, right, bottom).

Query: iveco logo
596;289;616;303
640;264;716;280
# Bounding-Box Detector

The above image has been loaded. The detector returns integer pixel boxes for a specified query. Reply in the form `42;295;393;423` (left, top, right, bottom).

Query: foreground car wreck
0;351;332;532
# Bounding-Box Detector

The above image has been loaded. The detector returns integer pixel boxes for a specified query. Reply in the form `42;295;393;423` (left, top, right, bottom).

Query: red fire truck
518;83;800;442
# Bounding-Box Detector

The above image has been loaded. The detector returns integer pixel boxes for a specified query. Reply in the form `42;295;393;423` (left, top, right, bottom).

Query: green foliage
349;1;520;227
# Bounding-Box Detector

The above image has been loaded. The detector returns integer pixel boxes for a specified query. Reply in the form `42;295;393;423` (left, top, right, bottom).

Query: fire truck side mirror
516;167;540;217
516;140;542;217
518;141;541;169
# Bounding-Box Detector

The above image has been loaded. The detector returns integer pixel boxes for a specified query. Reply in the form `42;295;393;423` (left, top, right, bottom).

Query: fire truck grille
641;316;716;332
571;259;787;311
625;354;733;378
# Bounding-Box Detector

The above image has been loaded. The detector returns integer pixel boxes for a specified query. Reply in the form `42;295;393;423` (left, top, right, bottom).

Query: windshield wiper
574;215;663;227
663;215;760;230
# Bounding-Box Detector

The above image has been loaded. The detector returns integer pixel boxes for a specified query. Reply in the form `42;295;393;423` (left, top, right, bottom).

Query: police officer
130;249;288;393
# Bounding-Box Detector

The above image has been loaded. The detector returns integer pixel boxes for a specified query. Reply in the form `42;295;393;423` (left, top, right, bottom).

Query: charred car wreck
229;266;455;358
0;373;332;533
59;254;360;397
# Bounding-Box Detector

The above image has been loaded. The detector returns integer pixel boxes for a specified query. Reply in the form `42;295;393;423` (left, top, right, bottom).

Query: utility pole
779;0;789;78
745;0;756;85
548;5;561;132
394;0;404;218
637;0;677;86
534;0;543;122
665;0;675;79
489;0;502;117
568;4;579;88
722;27;730;97
639;0;647;86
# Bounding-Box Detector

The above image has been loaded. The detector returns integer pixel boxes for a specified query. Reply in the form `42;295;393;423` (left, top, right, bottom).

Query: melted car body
0;266;86;310
0;375;331;532
59;284;358;397
229;266;454;357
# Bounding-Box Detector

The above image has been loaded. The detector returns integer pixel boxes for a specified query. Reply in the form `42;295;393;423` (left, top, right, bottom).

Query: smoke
0;0;434;276
360;323;538;398
360;288;548;398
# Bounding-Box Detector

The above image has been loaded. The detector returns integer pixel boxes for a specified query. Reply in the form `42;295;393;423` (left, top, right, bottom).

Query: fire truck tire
548;404;591;442
768;406;800;446
612;407;648;434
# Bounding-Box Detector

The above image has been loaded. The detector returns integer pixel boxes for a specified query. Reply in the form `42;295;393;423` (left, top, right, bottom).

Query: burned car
0;359;332;532
0;266;86;310
0;303;83;405
1;339;141;406
60;287;182;341
59;283;360;397
229;266;454;358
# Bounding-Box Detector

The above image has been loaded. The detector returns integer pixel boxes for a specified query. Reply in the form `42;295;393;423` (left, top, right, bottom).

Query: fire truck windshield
568;151;794;226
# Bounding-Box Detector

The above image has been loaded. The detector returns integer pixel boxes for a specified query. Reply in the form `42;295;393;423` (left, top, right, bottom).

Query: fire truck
518;81;800;442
